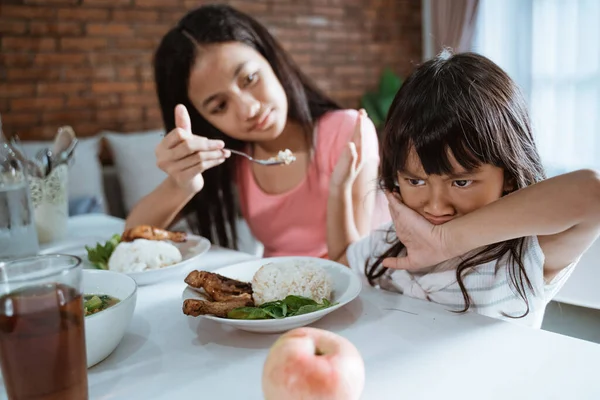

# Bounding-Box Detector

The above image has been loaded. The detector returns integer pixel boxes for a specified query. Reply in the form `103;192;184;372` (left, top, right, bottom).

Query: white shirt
347;223;578;328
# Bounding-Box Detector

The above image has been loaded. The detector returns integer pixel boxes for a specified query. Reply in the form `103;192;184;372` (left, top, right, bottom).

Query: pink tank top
236;109;389;258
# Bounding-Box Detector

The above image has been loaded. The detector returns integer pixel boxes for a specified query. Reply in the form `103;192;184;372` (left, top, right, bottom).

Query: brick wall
0;0;422;141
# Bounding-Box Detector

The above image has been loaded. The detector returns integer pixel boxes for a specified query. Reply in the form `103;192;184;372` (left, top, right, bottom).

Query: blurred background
0;0;422;140
2;0;598;174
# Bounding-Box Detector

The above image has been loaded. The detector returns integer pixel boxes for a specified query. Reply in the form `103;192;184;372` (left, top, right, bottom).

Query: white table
7;215;600;399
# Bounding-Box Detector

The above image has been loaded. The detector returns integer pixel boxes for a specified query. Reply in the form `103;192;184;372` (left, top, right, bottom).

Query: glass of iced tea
0;254;88;400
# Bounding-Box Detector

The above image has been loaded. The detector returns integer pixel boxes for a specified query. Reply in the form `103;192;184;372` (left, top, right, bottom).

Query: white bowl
182;256;362;334
83;269;137;368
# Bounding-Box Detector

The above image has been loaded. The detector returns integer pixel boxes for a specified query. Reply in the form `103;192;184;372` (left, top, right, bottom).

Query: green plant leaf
379;67;402;97
374;93;397;123
360;92;384;127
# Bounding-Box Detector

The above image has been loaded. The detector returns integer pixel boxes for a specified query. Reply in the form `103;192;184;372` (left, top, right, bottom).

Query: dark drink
0;283;88;400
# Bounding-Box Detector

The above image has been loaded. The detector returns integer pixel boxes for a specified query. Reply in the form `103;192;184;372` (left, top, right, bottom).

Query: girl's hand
330;109;367;191
155;104;230;195
382;191;454;271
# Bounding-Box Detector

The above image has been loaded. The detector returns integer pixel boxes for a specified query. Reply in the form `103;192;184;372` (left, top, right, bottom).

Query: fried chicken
183;294;254;318
185;270;252;302
183;271;254;318
121;225;187;243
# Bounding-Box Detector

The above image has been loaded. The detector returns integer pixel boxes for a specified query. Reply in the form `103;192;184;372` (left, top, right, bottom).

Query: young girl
126;4;386;257
330;50;600;328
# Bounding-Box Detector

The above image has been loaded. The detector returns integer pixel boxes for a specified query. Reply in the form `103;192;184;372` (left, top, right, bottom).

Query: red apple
262;327;365;400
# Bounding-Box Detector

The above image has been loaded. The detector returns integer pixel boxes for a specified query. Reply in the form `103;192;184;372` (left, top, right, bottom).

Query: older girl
127;4;386;257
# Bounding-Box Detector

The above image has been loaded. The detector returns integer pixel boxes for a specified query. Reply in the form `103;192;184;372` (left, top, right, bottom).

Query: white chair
542;238;600;344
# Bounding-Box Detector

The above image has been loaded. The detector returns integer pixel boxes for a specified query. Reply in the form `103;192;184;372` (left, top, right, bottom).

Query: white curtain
473;0;600;174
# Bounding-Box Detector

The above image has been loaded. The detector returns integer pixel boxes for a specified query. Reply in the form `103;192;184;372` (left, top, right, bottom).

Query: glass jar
0;144;40;260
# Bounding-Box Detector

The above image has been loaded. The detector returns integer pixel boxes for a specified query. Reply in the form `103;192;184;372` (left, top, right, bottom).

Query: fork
226;148;291;166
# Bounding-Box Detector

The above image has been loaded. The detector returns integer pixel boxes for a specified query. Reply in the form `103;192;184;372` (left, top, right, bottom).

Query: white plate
181;256;362;333
41;234;212;286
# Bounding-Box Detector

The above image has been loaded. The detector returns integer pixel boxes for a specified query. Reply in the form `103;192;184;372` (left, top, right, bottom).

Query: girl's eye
407;179;425;186
211;101;227;114
244;72;258;86
453;180;473;188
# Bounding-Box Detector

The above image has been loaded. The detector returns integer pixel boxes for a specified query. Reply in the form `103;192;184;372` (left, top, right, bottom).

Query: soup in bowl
83;269;137;368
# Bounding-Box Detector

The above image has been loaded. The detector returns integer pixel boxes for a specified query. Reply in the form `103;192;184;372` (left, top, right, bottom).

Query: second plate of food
43;232;211;286
181;256;362;333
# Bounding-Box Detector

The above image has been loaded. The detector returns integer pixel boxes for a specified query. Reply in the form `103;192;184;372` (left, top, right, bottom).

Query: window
474;0;600;174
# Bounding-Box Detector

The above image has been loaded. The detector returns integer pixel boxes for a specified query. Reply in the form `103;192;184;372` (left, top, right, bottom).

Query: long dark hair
368;51;546;316
154;4;340;249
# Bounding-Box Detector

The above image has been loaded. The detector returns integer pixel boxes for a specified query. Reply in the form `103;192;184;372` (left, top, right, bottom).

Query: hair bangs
392;113;491;178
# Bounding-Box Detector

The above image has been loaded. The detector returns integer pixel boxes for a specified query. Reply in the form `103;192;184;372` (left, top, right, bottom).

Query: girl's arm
383;170;600;279
327;110;379;263
327;162;379;265
125;176;195;230
448;169;600;277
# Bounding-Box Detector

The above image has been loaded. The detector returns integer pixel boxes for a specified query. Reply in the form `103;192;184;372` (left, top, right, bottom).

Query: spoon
52;126;75;157
52;126;77;166
226;149;296;166
35;148;52;177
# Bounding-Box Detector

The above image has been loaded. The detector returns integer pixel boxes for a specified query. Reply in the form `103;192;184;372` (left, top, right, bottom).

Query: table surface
2;214;598;400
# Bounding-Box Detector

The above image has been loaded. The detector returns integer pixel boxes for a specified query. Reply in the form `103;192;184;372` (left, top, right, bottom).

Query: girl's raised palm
382;192;453;271
330;109;366;190
155;104;230;195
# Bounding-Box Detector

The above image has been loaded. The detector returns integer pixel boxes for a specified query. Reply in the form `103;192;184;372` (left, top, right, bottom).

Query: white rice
251;261;333;305
108;239;182;273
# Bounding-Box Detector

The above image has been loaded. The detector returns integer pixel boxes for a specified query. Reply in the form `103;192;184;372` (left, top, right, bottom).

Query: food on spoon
267;149;296;165
108;238;182;273
83;294;120;317
262;327;365;400
182;262;336;319
121;225;187;243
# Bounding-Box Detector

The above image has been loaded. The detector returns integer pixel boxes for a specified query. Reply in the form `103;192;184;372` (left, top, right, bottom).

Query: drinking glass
0;254;88;400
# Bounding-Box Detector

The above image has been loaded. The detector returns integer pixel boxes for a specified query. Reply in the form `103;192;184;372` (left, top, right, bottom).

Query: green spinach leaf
227;295;337;320
227;307;270;320
85;234;121;270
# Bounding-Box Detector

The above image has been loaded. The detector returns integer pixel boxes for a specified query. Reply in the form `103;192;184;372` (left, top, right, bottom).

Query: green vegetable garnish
85;234;121;270
83;294;120;316
84;295;103;312
227;295;337;320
